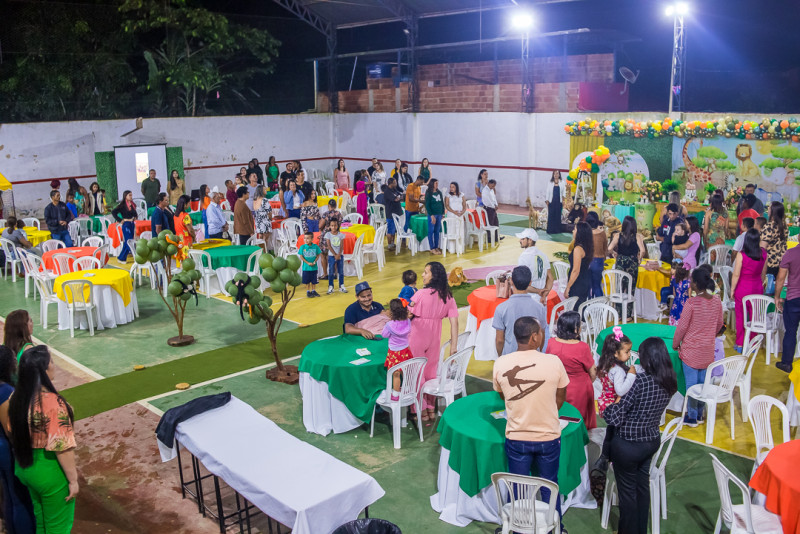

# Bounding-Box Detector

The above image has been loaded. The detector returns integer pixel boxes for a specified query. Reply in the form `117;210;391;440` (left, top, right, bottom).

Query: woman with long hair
609;216;645;316
110;190;138;262
474;169;488;207
300;190;321;233
672;215;703;270
167;170;185;206
252;185;272;242
198;184;210;211
419;158;431;183
354;171;370;224
424;179;445;255
760;201;787;280
66;178;80;200
603;337;676;534
408;262;458;423
445;182;466;218
585;211;607;299
545;170;565;234
283;180;305;219
704;192;729;247
334;159;349;190
4;310;34;361
86;182;106;215
266;156;280;191
731;228;767;351
565;222;594;307
391;159;402;180
10;346;78;533
173;195;196;247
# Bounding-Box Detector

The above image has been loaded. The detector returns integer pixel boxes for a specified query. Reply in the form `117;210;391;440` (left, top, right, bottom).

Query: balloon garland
567;145;611;184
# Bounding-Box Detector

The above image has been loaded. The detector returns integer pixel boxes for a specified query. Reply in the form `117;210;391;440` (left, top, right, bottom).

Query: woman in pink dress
546;310;597;429
355;173;369;224
409;261;459;423
731;228;767;351
334;159;349;190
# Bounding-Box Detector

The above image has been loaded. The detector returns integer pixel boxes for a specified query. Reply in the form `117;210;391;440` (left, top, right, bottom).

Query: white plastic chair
74;218;92;239
0;238;23;282
361;224;387;271
93;245;109;267
602;417;682;534
73;257;102;272
603;269;638;323
718;266;735;327
548;296;578;334
583;303;619;354
439;332;473;364
22;217;40;230
133;198;147;212
67;220;80;246
708;244;734;274
343;213;363;226
41;239;66;253
222;210;235;228
82;236;104;248
368;204;386;225
219;200;231;211
281;218;304;242
681;356;747;444
492;473;561;534
747;395;790;473
734;334;764;422
392;213;418;256
51;253;76;276
187;249;218;299
420;346;474;423
62;279;96;337
16;249;41;299
709;453;782;534
245;249;263;276
136;207;147;220
485;269;508;287
369;357;426;449
343;234;366;280
325;182;335;196
476;207;500;246
466;199;477;210
440;216;464;258
742;295;780;365
34;274;60;329
464;213;487;252
646;242;661;259
552;261;570;299
138;231;152;242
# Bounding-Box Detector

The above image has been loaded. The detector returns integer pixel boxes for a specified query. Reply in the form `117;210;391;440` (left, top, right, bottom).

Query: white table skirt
300;372;364;436
430;447;596;527
465;309;499;362
159;397;384;534
57;286;138;331
635;288;662;321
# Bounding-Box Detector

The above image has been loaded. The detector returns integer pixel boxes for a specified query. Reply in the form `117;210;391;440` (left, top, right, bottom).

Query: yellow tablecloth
55;269;133;306
603;258;670;294
790;362;800;403
6;227;52;246
344;223;375;244
317;195;333;207
191;238;232;251
789;241;798;250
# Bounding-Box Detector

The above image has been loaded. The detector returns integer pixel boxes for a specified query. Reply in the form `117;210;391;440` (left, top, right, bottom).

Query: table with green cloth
87;215;108;234
205;245;260;270
431;391;594;526
602;203;635;222
298;335;389;436
408;214;434;251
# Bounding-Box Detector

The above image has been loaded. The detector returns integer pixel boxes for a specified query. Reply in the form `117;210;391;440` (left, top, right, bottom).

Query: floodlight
664;5;674;16
676;2;689;14
511;11;534;30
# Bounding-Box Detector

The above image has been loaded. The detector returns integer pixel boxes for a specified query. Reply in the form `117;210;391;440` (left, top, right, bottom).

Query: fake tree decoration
133;230;201;346
226;252;303;384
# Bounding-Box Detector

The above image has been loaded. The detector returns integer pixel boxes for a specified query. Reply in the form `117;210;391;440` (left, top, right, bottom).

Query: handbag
495;272;512;299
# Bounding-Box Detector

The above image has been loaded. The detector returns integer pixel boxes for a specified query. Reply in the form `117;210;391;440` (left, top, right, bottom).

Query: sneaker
312;290;321;297
388;244;396;251
776;361;793;373
327;286;334;295
734;345;742;354
339;286;348;293
683;415;699;428
306;291;312;298
697;412;705;424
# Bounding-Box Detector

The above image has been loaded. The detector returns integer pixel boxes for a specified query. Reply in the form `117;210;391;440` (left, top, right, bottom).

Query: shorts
301;270;318;284
385;346;413;368
386;216;397;235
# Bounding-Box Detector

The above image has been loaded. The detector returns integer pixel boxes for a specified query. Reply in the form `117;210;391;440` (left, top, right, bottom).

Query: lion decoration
736;144;761;179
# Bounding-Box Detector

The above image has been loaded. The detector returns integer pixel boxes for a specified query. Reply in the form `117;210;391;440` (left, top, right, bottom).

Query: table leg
213;475;226;533
176;441;186;499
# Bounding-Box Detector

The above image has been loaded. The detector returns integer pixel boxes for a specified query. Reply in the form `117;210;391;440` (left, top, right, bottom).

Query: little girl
594;327;635;473
669;263;690;325
381;299;414;401
671;222;690;260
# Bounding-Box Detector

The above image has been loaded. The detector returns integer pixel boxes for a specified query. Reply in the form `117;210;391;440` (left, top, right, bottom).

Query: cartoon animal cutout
632;173;644;193
735;144;761;178
682;138;713;185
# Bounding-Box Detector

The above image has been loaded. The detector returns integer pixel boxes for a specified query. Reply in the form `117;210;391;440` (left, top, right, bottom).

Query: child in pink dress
381;299;414;401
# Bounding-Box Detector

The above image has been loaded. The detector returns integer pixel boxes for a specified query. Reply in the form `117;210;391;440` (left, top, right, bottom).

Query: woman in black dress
546;170;565;234
566;221;594;307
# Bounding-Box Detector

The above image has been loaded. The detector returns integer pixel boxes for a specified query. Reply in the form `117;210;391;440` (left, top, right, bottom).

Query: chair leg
88;308;95;337
69;310;74;338
600;477;614;529
740;380;750;422
705;401;717;444
729;400;735;440
369;406;376;438
391;405;401;449
416;400;424;443
660;474;667;520
714;512;722;534
649;478;660;534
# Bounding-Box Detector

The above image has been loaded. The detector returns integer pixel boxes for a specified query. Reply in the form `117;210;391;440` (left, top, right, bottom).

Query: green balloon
279;269;294;283
262;267;277;282
244;285;255;298
258;254;273;270
233;272;248;283
272;257;287;271
180;292;192;301
225;282;236;295
286;255;301;271
249;275;261;288
270;279;286;294
291;273;302;287
247;314;261;325
182;258;196;271
156;240;168;253
148;238;159;250
149;250;162;263
158;229;172;239
167;244;178;256
135;254;148;265
190;269;201;282
135;240;149;254
168;281;183;296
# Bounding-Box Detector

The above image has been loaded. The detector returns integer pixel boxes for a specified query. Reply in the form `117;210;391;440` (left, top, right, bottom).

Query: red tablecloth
467;285;560;328
41;246;106;273
335;189;355;197
108;220;151;248
269;200;282;210
295;231;356;254
466;209;483;229
272;218;284;230
750;440;800;534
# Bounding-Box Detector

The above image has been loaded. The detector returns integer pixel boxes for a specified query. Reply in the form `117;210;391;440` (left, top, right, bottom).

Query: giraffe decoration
682;137;713;186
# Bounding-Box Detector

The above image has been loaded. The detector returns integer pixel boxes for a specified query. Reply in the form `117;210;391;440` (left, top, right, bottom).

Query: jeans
682;362;707;420
50;229;73;248
328;256;344;287
505;437;562;519
782;297;800;366
428;214;442;250
660;286;672;304
609;436;660;534
589;257;605;298
208;231;224;240
288;208;301;219
118;221;135;261
404;210;418;232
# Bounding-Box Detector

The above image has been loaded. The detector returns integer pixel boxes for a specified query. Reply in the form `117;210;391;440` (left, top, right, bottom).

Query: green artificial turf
62;317;344;420
451;281;486;307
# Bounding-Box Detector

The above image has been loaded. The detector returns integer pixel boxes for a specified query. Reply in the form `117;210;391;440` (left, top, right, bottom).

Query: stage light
665;5;674;16
511;11;534;30
676;2;689;14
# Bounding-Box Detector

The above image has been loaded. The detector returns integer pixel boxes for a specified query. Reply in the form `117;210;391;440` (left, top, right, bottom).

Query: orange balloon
781;120;790;129
793;136;799;142
743;123;751;130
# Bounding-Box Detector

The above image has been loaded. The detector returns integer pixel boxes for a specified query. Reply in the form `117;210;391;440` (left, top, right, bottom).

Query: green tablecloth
596;323;685;394
409;214;429;242
634;203;656;231
437;391;588;498
298;335;388;421
790;226;799;237
87;215;106;234
266;190;278;199
205;245;260;270
602;204;635;222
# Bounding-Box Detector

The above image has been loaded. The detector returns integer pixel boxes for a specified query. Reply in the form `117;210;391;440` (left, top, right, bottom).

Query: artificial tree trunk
161;255;195;347
264;286;299;384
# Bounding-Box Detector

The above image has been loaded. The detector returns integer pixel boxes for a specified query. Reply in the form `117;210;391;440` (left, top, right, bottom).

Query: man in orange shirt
404;175;424;232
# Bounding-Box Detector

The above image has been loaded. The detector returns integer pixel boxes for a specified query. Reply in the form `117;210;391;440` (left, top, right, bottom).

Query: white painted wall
3;111;794;216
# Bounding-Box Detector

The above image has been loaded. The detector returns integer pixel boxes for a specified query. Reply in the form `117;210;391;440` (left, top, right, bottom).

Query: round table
317;195;333;207
750;440;800;534
409;214;429;243
298;335;389;436
341;223;375;244
190;238;231;251
42;246;106;273
108;220;151;248
466;285;560;361
431;392;593;527
19;227;51;246
53;269;138;331
205;245;261;271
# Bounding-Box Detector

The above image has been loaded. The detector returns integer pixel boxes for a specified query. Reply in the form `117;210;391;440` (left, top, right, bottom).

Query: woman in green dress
266;156;280;191
703;192;729;248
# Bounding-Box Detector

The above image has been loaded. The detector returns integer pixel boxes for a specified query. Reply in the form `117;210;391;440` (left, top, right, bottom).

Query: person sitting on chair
344;282;389;339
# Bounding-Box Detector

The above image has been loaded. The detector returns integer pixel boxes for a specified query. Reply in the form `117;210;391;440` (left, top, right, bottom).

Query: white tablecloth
159;397;384;534
635;288;662;321
465;308;499;362
430;448;596;527
300;372;364;436
57;286;138;331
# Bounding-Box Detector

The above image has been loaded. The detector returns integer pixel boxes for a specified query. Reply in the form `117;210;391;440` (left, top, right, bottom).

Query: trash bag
332;518;402;534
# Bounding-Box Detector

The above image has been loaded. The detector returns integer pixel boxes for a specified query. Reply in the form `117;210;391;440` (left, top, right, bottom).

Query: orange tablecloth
335;189;355;197
269;200;282;210
466;209;483;229
750;440;800;534
108;220;151;248
467;285;560;328
295;231;356;254
41;246;106;273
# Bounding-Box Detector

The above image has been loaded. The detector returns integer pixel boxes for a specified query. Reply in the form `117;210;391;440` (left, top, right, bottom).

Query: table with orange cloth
108;220;151;248
750;440;800;534
42;246;107;273
465;285;560;361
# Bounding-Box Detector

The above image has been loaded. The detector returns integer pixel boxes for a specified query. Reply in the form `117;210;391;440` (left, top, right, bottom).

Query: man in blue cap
344;281;386;338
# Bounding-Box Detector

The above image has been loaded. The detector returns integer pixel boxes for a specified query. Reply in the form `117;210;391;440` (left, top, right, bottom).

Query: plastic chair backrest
27;253;46;275
476;206;490;226
385;357;426;402
603;269;635;297
62;279;93;307
372;224;387;248
549;296;579;329
578;297;611;321
552;261;570;285
747;395;790;461
0;238;15;259
442;216;461;237
343;213;363;225
437;346;473;392
93;245;109;266
368;204;386;221
742;295;774;330
351;234;365;257
325;182;335;196
584;303;619;337
133;198;147;211
652;417;682;476
702;356;747;398
392;213;405;234
742;334;764;379
245;250;262;274
188;249;213;271
220;200;231;211
708;244;733;268
139;231;152;242
491;473;559;532
709;453;754;532
486;269;507;286
23;217;40;229
41;240;66;252
73;257;101;272
51;253;76;275
82;236;104;248
718;266;733;303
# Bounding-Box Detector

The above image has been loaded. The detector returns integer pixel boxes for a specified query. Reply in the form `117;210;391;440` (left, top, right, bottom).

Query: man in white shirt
516;228;554;301
206;188;228;239
732;216;754;253
481;179;499;225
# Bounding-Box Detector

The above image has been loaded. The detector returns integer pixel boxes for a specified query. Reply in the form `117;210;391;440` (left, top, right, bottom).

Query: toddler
381;299;414;401
668;263;690;325
398;270;417;300
671;222;690;260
